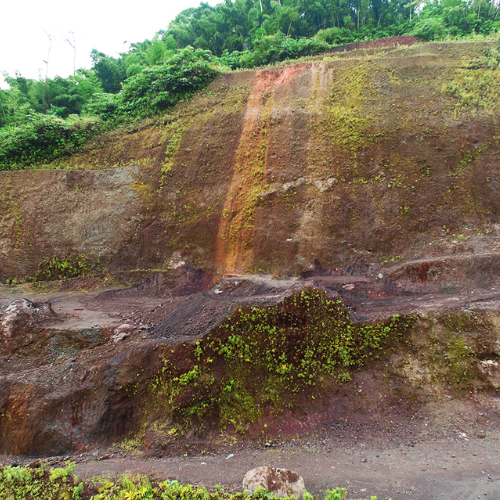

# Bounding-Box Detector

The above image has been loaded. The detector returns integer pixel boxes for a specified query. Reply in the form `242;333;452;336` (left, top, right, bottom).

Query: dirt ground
3;410;500;499
2;265;500;499
72;429;500;500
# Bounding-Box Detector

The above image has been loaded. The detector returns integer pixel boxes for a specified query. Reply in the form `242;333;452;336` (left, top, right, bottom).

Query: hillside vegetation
2;0;500;170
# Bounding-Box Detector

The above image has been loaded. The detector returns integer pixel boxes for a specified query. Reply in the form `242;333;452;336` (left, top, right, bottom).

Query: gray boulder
0;298;54;338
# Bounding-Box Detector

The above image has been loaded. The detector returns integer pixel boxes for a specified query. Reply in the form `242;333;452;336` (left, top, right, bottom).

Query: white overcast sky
0;0;220;89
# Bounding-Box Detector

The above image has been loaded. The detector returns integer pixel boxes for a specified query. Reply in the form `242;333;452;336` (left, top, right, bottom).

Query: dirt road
68;429;500;499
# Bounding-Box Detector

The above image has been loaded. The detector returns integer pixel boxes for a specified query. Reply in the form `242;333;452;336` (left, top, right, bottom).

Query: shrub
83;92;121;121
26;254;101;282
118;47;224;118
226;34;332;68
0;462;84;499
0;113;100;169
0;48;222;170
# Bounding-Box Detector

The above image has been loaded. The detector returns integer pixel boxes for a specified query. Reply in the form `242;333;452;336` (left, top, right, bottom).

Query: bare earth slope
2;39;500;280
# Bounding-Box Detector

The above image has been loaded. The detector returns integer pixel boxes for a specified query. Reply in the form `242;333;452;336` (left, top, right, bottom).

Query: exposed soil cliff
2;39;500;280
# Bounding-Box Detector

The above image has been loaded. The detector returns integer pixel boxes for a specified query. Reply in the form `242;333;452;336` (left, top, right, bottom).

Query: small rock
0;299;55;338
114;324;132;334
477;360;500;388
243;467;305;500
27;459;41;468
342;284;355;291
112;331;129;342
112;323;133;342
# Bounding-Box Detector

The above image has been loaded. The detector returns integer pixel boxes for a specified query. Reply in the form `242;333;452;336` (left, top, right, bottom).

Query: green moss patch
24;254;104;283
427;311;496;388
144;289;415;435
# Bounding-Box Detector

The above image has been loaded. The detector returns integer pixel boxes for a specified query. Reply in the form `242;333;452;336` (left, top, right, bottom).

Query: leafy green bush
0;48;222;170
412;17;445;40
83;92;121;121
0;462;84;499
220;34;332;69
0;113;100;169
118;47;224;118
411;1;500;41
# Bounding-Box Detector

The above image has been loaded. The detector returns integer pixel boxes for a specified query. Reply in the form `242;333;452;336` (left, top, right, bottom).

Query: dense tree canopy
3;0;500;128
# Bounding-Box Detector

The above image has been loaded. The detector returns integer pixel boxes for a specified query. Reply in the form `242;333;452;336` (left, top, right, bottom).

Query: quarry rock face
2;41;500;280
243;467;305;499
2;40;500;458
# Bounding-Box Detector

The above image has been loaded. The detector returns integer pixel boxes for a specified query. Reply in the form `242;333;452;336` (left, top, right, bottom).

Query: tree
90;50;127;94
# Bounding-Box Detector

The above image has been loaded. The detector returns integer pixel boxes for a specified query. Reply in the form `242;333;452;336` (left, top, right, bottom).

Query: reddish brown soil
3;40;500;282
1;258;500;497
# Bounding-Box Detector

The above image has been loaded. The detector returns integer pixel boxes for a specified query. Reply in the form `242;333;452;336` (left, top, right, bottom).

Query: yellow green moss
144;289;415;434
315;63;373;152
